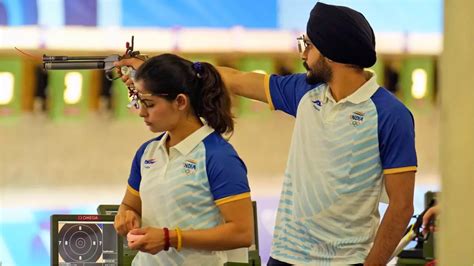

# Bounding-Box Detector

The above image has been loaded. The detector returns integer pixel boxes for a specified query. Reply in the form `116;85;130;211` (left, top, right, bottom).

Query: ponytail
191;62;234;135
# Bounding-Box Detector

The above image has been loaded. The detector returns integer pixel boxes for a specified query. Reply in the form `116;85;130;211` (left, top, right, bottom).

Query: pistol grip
121;66;136;80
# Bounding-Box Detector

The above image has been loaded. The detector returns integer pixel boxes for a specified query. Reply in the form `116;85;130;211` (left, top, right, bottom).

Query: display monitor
51;214;122;266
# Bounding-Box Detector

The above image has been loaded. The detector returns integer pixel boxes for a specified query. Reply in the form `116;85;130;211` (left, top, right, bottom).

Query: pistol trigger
105;69;114;81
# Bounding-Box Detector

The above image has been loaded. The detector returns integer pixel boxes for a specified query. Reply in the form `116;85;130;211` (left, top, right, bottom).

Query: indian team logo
183;159;197;175
350;111;365;127
144;159;156;169
312;99;322;111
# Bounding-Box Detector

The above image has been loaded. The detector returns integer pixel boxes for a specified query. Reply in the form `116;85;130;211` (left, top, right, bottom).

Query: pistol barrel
43;61;106;70
42;55;108;62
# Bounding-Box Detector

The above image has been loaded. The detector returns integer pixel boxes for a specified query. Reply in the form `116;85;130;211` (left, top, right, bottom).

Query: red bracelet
163;227;170;251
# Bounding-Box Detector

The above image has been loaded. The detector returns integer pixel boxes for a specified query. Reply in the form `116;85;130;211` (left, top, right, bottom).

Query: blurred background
0;0;445;265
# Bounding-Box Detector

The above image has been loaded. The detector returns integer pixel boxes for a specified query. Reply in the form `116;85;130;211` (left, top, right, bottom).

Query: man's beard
303;56;333;85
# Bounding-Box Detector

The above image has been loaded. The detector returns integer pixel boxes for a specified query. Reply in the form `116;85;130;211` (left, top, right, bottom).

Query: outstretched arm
217;66;267;102
114;57;269;102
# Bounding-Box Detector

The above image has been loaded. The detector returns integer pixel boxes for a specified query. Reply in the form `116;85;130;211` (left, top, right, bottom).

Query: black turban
306;2;376;68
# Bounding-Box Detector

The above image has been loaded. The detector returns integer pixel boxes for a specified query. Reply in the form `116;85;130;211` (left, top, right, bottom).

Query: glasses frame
296;34;312;56
127;87;172;109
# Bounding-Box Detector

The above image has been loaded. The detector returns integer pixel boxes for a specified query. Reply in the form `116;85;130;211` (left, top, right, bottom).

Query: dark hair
135;53;234;135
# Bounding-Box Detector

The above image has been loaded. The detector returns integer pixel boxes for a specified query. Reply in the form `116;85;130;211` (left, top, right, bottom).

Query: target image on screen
51;215;122;266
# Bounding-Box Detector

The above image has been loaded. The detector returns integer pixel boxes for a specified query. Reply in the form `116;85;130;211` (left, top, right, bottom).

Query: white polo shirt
264;73;417;265
127;125;251;265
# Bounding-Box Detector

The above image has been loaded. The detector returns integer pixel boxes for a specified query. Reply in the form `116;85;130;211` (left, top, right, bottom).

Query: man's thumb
114;58;135;67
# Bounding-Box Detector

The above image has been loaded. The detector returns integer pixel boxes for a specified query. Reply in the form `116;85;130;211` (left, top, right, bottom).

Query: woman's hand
422;205;440;233
114;209;141;237
127;227;167;255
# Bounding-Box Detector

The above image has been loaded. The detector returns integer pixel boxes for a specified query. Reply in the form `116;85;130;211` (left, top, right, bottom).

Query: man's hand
114;58;146;88
128;227;167;255
114;57;145;71
114;209;141;237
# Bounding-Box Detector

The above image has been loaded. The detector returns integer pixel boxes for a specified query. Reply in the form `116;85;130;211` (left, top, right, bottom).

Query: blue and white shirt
127;125;251;265
265;73;417;265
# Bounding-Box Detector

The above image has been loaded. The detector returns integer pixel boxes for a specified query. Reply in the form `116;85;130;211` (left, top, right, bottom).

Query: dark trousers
267;256;363;266
267;257;292;266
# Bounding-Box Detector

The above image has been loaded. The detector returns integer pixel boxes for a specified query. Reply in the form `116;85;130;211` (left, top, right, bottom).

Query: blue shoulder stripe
203;132;250;201
371;88;417;170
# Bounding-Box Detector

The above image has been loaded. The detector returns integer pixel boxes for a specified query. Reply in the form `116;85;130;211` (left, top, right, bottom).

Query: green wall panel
400;58;435;110
48;70;92;120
